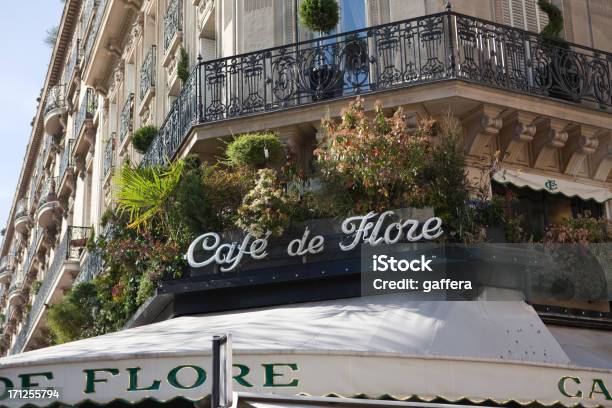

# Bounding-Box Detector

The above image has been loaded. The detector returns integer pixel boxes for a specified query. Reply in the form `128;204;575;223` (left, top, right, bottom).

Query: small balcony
8;226;91;354
22;228;42;276
163;0;183;64
36;177;61;230
118;93;134;151
42;134;58;168
7;279;26;307
139;45;156;111
13;198;31;235
43;84;66;136
58;139;76;198
0;256;15;284
65;38;82;95
103;133;115;184
72;88;97;157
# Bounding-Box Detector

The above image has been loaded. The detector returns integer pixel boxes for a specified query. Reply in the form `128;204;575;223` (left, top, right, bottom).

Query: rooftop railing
142;10;612;166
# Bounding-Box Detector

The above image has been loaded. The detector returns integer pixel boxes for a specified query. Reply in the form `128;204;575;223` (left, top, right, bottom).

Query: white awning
0;295;611;407
492;169;612;203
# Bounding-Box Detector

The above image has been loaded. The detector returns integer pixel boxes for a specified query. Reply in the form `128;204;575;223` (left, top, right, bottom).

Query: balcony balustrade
9;226;90;354
0;256;15;284
142;11;612;167
164;0;182;53
83;0;108;72
75;249;104;284
13;198;31;235
119;93;134;147
140;45;156;104
73;88;97;156
7;275;26;307
103;134;115;180
36;177;60;229
43;84;66;136
65;39;82;91
42;134;58;168
58;139;76;199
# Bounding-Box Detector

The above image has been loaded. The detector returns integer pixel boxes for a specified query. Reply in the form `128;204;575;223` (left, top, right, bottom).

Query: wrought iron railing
103;134;114;178
65;39;82;85
14;198;29;219
82;0;99;33
142;10;612;166
59;139;75;184
0;256;15;273
38;177;58;207
83;0;108;68
44;84;66;115
22;228;41;275
75;249;104;284
73;88;96;138
9;226;89;355
163;0;182;52
119;93;134;143
140;45;156;101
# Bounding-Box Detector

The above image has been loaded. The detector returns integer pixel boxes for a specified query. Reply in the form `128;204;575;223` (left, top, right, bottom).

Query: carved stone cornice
463;105;504;158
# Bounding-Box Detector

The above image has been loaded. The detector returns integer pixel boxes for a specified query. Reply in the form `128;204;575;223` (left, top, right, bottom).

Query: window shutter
502;0;551;32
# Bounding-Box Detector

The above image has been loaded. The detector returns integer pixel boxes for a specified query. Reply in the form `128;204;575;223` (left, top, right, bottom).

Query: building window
501;0;550;33
339;0;367;33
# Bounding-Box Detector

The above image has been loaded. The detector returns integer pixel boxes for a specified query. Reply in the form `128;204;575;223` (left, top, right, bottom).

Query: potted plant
536;0;574;103
132;125;159;155
299;0;343;100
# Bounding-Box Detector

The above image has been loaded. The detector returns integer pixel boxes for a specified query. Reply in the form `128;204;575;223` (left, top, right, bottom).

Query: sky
0;1;64;237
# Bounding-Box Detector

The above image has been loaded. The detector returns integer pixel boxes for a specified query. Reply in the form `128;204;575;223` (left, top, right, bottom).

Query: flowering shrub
236;169;292;237
316;98;430;213
545;214;610;244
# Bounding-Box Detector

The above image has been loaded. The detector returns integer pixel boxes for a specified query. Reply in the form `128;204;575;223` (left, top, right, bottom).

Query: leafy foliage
545;213;610;243
299;0;339;34
44;26;59;48
225;132;286;169
132;125;159;154
114;160;185;234
236;169;292;237
47;282;100;343
177;47;190;83
538;0;564;40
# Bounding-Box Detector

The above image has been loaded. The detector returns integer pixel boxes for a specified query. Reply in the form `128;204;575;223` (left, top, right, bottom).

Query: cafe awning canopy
492;168;612;203
1;295;610;407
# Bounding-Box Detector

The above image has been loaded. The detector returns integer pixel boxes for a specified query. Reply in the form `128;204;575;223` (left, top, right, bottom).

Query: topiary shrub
538;0;564;40
132;125;158;154
177;47;190;83
225;132;285;169
299;0;339;34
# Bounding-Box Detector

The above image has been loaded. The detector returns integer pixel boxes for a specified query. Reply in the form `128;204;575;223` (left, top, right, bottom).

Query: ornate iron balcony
103;134;115;178
59;139;75;183
44;84;66;116
163;0;182;52
0;256;15;272
141;11;612;167
83;0;108;68
82;0;99;33
38;177;58;207
140;45;156;102
14;198;29;219
9;226;85;355
65;39;82;85
22;228;41;275
73;88;96;138
75;249;104;284
119;93;134;143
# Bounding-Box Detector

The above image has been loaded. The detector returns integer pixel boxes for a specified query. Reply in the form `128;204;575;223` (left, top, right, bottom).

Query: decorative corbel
75;154;87;179
498;110;537;164
106;39;123;59
463;104;504;158
563;124;600;176
532;117;570;170
590;131;612;181
121;0;141;12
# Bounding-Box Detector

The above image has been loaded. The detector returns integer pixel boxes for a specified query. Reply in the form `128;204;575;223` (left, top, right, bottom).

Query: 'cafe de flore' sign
186;211;444;272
